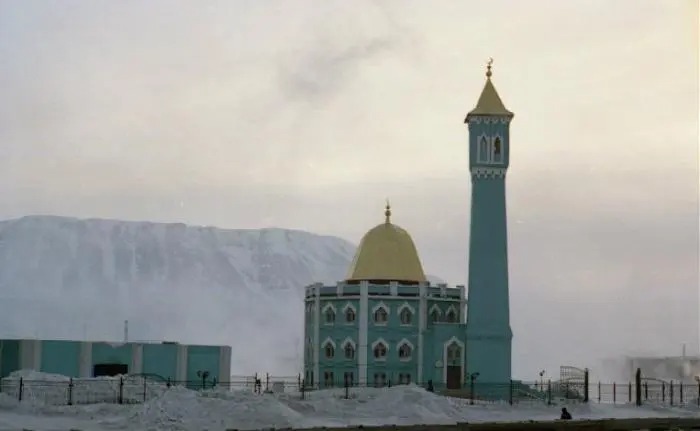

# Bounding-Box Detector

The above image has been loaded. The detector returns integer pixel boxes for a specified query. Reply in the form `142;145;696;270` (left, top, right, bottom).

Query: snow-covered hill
0;215;442;376
0;215;359;375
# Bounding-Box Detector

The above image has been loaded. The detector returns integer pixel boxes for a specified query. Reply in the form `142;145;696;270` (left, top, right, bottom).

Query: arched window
373;307;388;324
344;343;355;359
345;307;356;323
445;308;457;323
399;307;412;325
324;343;335;359
324;308;336;324
373;342;387;360
494;137;502;155
430;308;441;323
447;342;461;365
398;343;412;360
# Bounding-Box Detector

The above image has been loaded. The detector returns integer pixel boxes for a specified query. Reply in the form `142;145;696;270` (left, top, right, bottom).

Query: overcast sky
0;0;698;380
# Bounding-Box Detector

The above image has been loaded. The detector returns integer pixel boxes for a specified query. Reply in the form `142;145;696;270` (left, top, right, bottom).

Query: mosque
303;61;514;392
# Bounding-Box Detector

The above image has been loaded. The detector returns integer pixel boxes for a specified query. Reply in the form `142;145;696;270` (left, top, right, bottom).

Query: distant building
0;338;231;388
303;62;514;391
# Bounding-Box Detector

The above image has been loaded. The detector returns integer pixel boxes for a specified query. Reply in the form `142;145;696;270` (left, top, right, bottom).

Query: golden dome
345;202;427;284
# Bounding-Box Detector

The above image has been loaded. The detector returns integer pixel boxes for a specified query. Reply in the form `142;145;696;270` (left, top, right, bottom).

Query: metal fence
2;369;699;408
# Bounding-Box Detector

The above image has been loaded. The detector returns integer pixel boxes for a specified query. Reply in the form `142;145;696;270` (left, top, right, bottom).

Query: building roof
465;59;513;122
345;203;427;283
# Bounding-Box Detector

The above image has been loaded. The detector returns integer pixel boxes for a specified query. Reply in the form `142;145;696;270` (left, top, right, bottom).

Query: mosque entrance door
93;363;128;377
446;366;462;389
445;342;462;389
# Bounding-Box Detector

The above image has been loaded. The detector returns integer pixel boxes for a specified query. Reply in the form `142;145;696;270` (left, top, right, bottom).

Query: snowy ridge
0;215;442;376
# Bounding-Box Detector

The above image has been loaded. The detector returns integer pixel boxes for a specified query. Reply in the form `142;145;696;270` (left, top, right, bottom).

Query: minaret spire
384;199;392;224
465;58;513;122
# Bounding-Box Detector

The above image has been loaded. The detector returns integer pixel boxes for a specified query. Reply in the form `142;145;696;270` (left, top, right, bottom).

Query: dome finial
384;199;391;224
486;57;493;78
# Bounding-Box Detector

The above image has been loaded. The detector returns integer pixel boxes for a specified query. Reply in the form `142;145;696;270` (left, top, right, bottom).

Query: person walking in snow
560;407;572;420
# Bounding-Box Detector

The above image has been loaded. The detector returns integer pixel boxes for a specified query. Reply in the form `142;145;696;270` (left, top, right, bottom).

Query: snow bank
1;369;168;406
3;374;700;431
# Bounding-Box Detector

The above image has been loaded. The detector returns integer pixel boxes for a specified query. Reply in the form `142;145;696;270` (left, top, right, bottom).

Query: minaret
464;59;514;386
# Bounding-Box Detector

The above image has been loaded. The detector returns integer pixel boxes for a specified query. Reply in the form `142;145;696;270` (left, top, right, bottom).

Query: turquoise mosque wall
92;342;133;369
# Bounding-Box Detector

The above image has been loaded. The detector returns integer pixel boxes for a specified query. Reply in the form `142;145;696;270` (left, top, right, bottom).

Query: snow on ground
1;372;699;430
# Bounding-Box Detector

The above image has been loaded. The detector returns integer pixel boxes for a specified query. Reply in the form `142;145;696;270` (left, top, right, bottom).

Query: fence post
300;379;305;400
644;382;648;401
68;377;74;406
18;377;23;402
613;382;616;404
660;381;666;403
680;381;684;404
265;373;270;392
598;381;601;403
635;368;641;406
697;382;700;407
166;377;171;388
143;377;147;402
628;382;631;403
547;379;552;405
670;381;674;406
344;376;349;400
118;377;124;404
583;369;589;403
0;376;3;394
509;380;513;405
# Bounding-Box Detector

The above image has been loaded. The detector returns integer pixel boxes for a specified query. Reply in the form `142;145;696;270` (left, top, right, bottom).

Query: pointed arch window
447;342;461;365
324;307;336;324
399;306;413;325
398;342;413;361
445;307;458;323
324;340;335;359
373;306;388;325
373;341;388;360
344;342;355;360
345;307;356;323
429;305;442;323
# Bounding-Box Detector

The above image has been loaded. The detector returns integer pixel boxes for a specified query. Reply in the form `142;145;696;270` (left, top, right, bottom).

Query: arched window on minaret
493;136;503;164
477;136;490;164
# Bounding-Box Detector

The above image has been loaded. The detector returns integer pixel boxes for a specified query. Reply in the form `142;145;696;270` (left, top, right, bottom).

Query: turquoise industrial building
0;338;231;386
303;62;514;391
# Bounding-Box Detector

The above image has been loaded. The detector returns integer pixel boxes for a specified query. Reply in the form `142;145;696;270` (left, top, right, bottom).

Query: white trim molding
313;288;321;382
471;167;506;179
371;301;390;326
371;338;389;362
442;337;466;385
397;338;414;362
358;281;369;385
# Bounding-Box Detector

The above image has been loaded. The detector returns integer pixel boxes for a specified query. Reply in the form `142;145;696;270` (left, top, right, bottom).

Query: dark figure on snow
560;407;572;420
426;380;434;392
